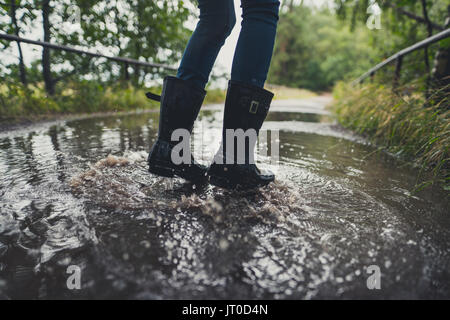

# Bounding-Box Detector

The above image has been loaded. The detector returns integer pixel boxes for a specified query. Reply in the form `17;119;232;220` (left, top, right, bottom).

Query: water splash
1;99;449;299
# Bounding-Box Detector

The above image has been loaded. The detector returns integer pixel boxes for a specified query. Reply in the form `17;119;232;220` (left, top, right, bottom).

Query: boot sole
148;163;175;178
149;162;207;184
209;174;237;189
209;173;272;190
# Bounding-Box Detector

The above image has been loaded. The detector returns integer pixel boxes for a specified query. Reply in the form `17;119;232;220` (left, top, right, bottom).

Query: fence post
393;56;403;89
124;62;130;81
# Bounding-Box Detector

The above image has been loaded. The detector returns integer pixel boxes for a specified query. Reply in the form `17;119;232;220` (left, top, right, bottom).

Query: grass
0;82;227;124
332;81;449;191
0;81;161;124
203;84;317;103
0;80;316;126
204;87;227;104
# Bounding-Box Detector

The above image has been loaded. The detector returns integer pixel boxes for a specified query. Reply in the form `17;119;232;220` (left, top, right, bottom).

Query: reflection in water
266;111;331;123
0;100;449;299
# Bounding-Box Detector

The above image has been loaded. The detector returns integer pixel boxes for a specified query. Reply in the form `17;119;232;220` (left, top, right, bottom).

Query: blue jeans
177;0;280;89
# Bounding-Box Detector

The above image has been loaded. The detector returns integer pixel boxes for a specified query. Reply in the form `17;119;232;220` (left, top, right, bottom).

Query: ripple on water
65;152;450;299
1;106;449;299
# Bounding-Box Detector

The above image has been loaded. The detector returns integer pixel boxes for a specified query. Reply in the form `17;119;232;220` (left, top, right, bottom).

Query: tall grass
333;81;449;191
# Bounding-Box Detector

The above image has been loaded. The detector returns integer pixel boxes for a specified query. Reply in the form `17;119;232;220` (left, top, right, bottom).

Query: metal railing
0;32;177;73
2;28;449;88
354;28;450;85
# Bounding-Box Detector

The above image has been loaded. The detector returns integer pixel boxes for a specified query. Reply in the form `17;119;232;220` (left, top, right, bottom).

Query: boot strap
145;92;161;102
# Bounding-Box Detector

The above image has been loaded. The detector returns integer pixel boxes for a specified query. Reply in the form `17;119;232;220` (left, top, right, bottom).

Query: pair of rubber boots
147;76;274;190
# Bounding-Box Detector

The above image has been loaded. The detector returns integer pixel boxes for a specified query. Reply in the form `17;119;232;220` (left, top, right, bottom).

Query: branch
420;0;434;36
385;2;445;31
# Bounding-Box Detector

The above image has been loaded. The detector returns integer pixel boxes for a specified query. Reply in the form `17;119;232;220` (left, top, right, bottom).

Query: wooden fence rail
0;32;178;73
354;28;450;85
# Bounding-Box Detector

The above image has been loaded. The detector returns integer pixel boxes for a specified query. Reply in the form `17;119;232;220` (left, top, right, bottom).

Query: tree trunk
42;0;54;95
9;0;27;86
133;44;141;86
132;1;143;86
421;0;433;98
124;62;130;81
431;6;450;104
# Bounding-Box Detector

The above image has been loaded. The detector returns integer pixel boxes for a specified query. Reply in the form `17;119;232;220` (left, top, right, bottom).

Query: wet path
0;97;449;299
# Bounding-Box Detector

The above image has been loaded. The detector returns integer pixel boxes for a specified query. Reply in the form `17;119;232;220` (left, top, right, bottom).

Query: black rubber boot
146;76;207;184
208;80;275;190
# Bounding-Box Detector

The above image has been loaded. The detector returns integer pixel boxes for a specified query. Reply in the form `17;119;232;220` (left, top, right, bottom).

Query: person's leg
231;0;280;88
208;0;280;190
147;0;237;183
177;0;236;90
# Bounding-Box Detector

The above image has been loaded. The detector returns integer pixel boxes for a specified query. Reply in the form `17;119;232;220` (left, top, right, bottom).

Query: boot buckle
249;101;259;114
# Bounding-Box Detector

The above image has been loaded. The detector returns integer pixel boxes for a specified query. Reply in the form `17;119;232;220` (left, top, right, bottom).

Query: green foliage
69;0;191;84
0;0;197;124
333;0;449;67
204;88;227;105
270;1;449;91
0;81;160;122
0;79;229;123
268;6;376;91
333;81;450;190
0;0;193;86
0;83;60;117
0;1;36;43
335;0;448;34
329;0;450;191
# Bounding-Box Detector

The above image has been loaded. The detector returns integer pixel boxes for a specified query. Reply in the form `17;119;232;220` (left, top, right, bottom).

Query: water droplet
219;239;229;251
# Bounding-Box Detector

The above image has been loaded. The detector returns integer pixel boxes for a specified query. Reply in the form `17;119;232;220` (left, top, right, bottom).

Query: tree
77;0;191;85
268;6;375;90
333;0;449;87
41;0;54;94
1;0;193;93
0;0;35;85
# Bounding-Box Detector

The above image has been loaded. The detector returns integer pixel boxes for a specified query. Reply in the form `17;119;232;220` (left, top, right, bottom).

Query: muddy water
0;97;449;299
